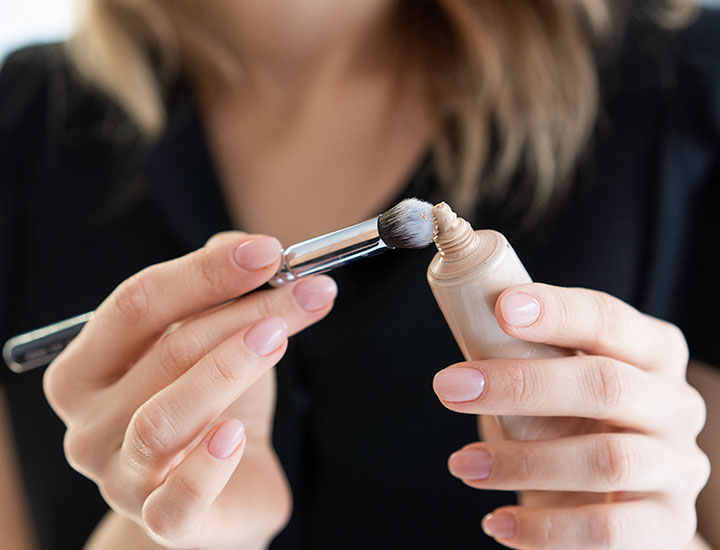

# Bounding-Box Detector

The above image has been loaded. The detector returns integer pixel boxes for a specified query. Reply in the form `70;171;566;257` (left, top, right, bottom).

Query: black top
1;11;719;550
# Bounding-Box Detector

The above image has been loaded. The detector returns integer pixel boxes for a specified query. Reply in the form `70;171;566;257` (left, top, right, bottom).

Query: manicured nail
501;292;541;327
244;317;287;356
482;512;517;540
208;419;245;459
292;276;338;312
233;237;281;271
448;448;492;480
433;367;485;402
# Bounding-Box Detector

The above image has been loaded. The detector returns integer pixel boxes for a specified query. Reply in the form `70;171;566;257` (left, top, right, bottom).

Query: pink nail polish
501;292;541;327
433;367;485;402
208;419;245;459
233;237;281;271
448;448;492;480
244;317;287;356
482;512;517;540
292;276;338;312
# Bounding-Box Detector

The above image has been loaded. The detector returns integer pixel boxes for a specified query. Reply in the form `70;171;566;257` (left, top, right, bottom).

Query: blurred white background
0;0;75;61
1;0;719;62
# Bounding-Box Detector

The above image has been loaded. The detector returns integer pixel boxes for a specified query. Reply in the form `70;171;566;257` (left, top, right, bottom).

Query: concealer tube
427;202;571;440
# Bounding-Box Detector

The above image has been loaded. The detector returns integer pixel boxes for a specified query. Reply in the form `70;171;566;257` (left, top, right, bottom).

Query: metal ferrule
269;218;389;287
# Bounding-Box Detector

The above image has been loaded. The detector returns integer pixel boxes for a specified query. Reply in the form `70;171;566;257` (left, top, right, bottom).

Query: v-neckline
144;79;440;253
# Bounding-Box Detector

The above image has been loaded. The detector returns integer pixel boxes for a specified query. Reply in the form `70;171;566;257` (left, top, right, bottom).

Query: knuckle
589;292;622;349
174;471;208;506
513;445;536;485
126;402;179;464
143;499;188;542
252;291;277;322
682;508;699;545
96;478;121;511
592;357;630;412
207;351;243;387
112;272;151;324
99;474;151;517
692;446;712;493
595;436;635;488
664;322;690;369
589;508;626;549
158;329;206;380
195;247;227;298
250;463;293;537
509;364;540;409
684;386;707;438
536;513;556;547
273;490;293;536
42;361;73;417
42;362;60;401
552;288;579;335
63;428;96;475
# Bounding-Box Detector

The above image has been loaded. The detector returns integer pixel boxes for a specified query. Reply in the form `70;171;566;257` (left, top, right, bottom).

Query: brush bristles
377;198;434;249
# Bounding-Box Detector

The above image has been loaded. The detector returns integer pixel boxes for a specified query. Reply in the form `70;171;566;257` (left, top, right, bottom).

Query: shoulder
0;44;141;191
0;43;64;91
0;43;135;149
0;44;69;132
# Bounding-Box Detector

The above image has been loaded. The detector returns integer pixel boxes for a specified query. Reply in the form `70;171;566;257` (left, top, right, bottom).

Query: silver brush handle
4;219;391;373
3;312;94;373
269;218;389;286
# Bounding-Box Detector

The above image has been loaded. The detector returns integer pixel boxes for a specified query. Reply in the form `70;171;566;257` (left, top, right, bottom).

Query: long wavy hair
67;0;696;218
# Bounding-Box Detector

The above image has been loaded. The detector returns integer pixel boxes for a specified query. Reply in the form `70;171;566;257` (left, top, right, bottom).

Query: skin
434;284;714;549
46;232;338;550
0;2;717;549
0;389;37;550
687;361;720;545
194;0;432;246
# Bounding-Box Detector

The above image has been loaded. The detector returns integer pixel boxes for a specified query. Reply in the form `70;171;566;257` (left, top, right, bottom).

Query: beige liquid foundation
427;202;572;440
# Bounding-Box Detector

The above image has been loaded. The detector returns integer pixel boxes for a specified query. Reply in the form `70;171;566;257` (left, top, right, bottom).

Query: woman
0;1;718;549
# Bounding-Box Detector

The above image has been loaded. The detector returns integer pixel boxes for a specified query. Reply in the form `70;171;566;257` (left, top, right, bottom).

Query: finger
204;230;248;248
118;275;337;399
55;234;282;385
448;433;698;493
432;356;702;436
495;284;689;373
141;419;246;547
122;317;287;473
480;500;696;550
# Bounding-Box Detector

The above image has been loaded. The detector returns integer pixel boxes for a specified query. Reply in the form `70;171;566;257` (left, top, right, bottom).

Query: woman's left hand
432;283;711;550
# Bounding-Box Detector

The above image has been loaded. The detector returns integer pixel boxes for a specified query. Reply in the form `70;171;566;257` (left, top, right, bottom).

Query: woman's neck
188;1;434;245
193;1;399;111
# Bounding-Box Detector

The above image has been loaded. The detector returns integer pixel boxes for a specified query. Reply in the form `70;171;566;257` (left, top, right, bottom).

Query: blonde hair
68;0;695;219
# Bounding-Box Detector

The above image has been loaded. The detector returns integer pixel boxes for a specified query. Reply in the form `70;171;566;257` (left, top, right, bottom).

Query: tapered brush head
377;198;434;249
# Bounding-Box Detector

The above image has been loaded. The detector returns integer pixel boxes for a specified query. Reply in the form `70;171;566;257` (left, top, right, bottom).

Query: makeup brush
270;197;434;285
3;198;434;373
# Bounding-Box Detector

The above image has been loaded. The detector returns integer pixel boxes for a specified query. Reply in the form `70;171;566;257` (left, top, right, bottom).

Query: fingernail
433;367;485;402
482;512;517;540
448;448;492;480
292;276;338;312
233;237;281;271
501;292;541;327
245;317;287;356
208;419;245;459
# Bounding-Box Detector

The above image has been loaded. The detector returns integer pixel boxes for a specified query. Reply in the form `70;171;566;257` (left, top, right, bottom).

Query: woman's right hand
43;232;337;550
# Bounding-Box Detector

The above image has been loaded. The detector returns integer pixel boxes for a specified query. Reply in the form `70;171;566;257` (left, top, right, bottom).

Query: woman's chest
199;82;433;246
